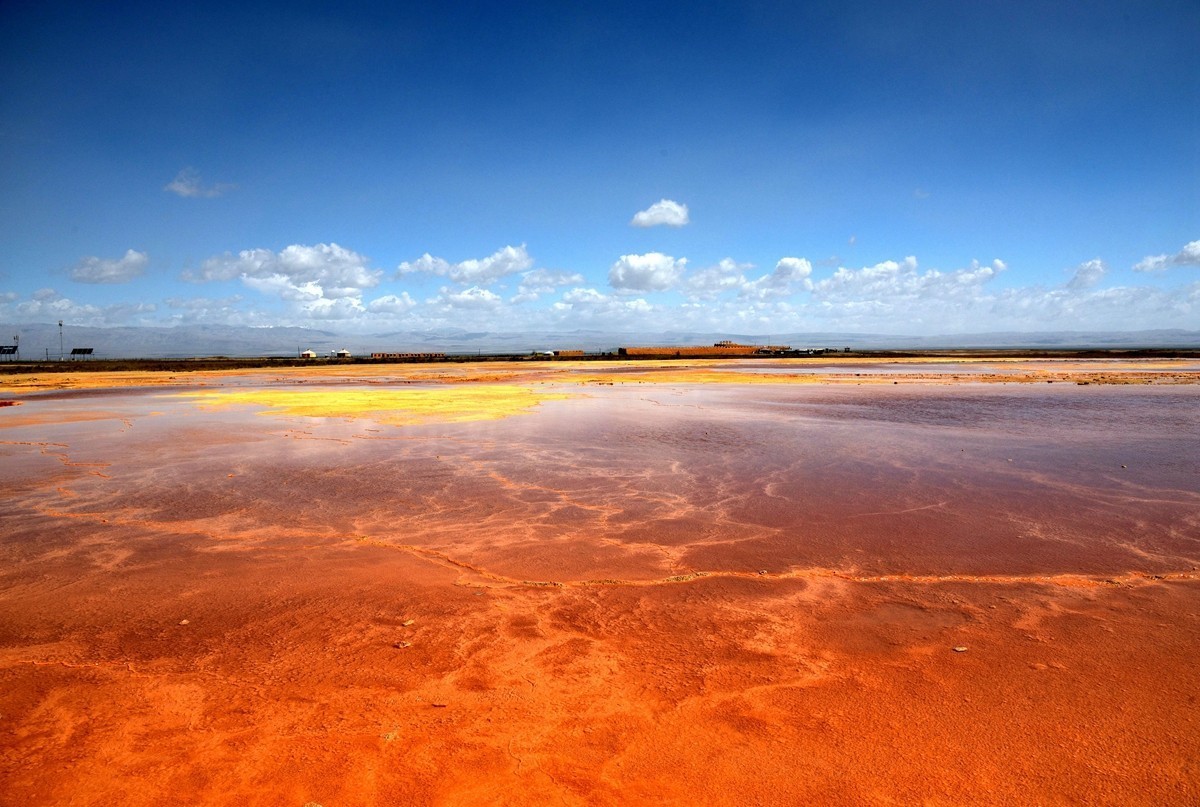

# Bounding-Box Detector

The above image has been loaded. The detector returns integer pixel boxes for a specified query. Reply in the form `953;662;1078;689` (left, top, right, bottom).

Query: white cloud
161;294;247;324
397;244;533;284
31;297;94;317
242;275;324;302
561;287;609;305
164;167;234;198
69;249;148;284
1133;240;1200;273
1;289;157;328
609;252;687;292
683;257;814;302
514;268;585;302
685;258;750;300
630;199;690;228
980;281;1200;333
1066;258;1106;290
304;297;367;321
740;257;814;300
367;292;416;314
438;286;503;310
775;257;815;281
551;287;654;323
188;243;382;323
165;294;243;310
194;243;382;312
812;257;1004;304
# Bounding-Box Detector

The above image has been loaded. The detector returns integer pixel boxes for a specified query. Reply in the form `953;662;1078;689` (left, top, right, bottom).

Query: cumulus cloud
551;287;654;323
191;243;381;320
304;297;367;320
813;257;1004;304
609;252;687;292
685;258;751;300
683;257;814;302
630;199;690;228
397;245;533;284
164;167;234;198
438;286;503;310
1066;259;1106;290
367;292;416;314
1133;240;1200;273
69;249;148;284
196;243;379;297
561;287;609;305
514;268;584;302
740;257;814;300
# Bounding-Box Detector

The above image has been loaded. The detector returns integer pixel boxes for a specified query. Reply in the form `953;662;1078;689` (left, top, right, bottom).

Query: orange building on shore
618;341;791;357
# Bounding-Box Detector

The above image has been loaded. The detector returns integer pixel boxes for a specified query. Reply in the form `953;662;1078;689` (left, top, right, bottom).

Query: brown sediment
1;363;1198;805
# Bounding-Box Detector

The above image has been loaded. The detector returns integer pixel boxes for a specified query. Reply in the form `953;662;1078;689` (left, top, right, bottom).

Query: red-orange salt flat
1;360;1198;805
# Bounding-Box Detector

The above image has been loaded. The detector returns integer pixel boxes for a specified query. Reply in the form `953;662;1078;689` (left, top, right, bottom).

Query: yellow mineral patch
176;384;573;425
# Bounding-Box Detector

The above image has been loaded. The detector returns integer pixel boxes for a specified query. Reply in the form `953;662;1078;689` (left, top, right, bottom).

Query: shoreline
2;345;1199;377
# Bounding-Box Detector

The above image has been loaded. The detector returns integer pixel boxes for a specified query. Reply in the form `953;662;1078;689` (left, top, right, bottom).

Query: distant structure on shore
618;341;799;357
355;342;839;362
371;351;446;360
298;348;353;359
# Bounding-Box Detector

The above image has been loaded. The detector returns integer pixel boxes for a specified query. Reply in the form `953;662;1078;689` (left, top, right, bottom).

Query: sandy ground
1;359;1198;805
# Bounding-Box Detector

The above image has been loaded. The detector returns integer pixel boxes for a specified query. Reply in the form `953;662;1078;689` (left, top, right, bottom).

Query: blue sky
1;0;1197;335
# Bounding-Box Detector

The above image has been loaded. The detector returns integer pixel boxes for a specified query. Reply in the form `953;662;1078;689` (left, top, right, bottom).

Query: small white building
300;349;318;359
332;349;351;358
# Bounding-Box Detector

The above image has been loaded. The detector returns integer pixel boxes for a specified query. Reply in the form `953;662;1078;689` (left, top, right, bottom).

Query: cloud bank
6;238;1198;335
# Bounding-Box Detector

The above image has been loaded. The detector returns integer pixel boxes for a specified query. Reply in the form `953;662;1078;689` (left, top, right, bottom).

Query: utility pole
58;320;64;361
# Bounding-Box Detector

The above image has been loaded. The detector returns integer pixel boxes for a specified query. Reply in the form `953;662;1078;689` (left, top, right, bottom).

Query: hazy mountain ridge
2;323;1197;359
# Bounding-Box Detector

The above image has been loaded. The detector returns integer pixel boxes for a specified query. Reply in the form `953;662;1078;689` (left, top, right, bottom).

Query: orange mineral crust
1;363;1198;805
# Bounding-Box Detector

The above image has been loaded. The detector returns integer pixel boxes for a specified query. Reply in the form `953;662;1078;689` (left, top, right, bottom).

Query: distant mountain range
1;322;1198;359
